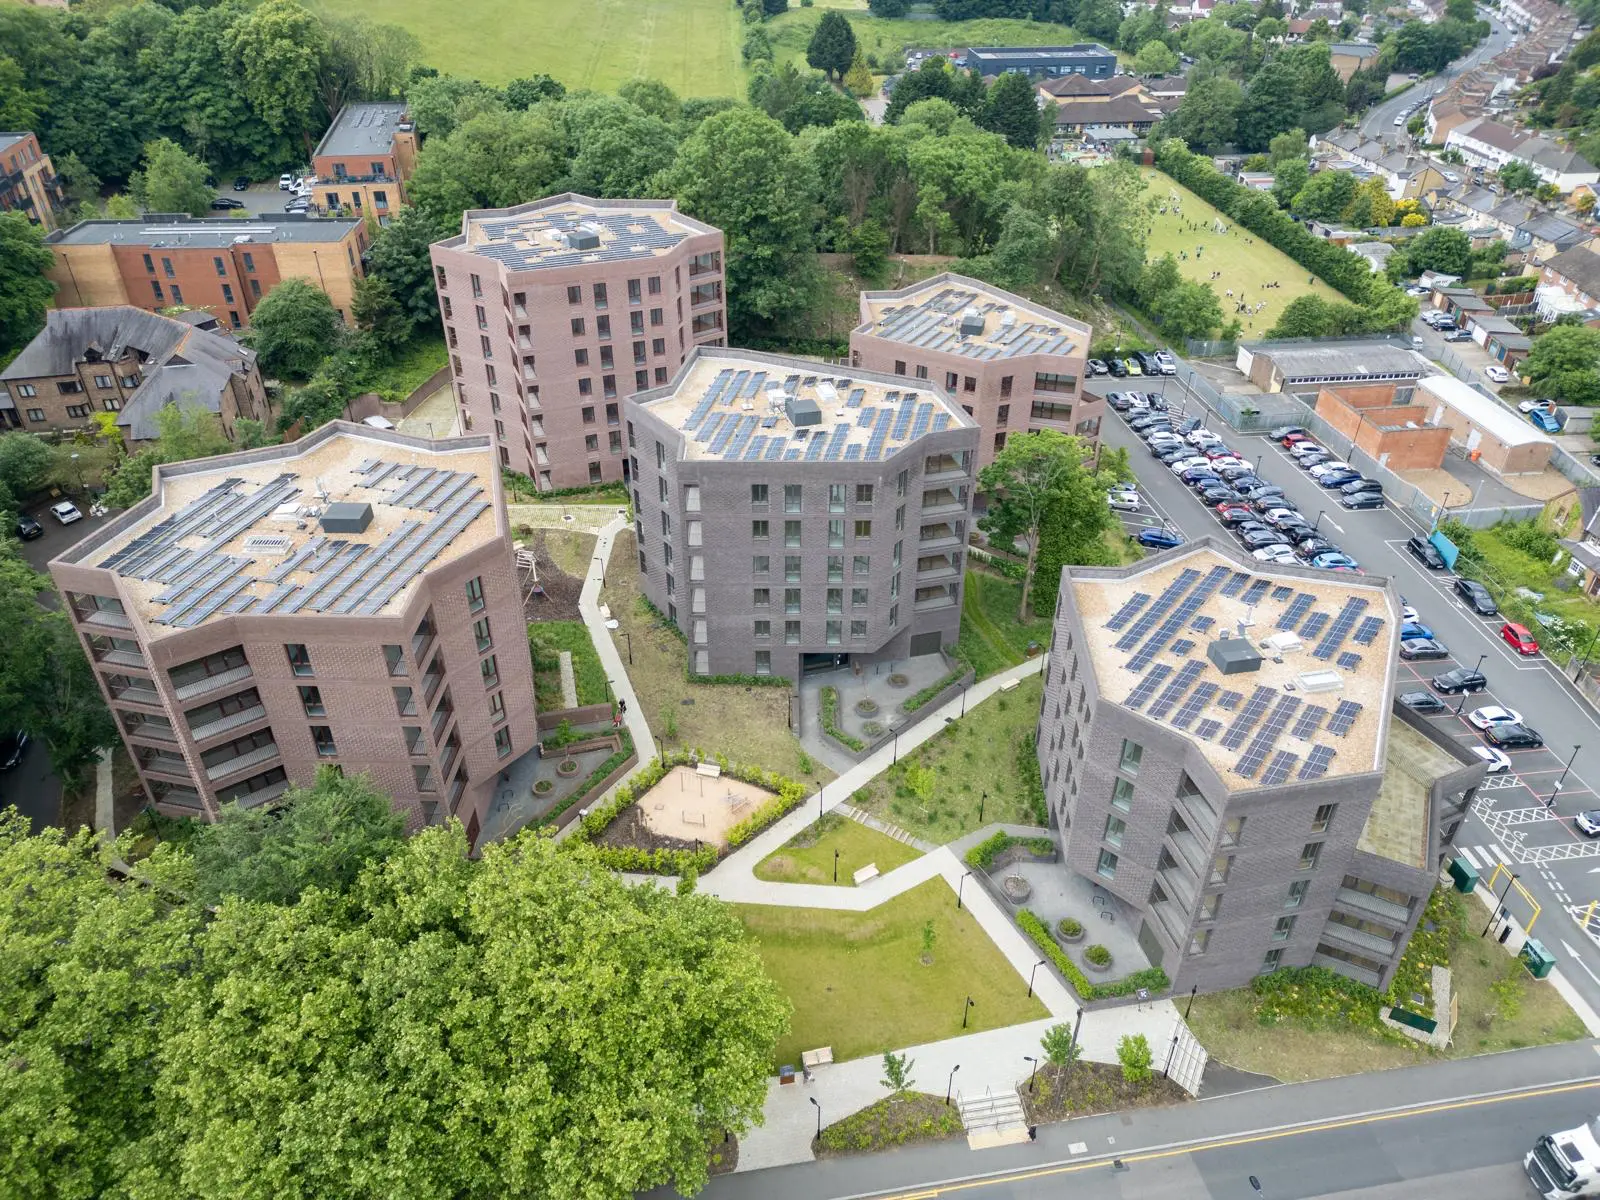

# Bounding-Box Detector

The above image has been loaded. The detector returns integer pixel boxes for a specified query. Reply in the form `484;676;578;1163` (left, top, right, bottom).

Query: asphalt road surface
1358;13;1512;138
1096;370;1600;1021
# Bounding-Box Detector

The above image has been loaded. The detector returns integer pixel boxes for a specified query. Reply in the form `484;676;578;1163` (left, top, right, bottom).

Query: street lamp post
1481;869;1521;937
1550;744;1581;808
623;631;632;665
1313;510;1325;534
962;995;975;1029
69;451;83;494
979;791;987;824
961;683;969;717
833;848;840;883
816;778;824;822
809;1096;821;1141
892;725;901;764
958;870;972;910
945;1063;960;1106
1027;959;1045;998
1024;1055;1040;1093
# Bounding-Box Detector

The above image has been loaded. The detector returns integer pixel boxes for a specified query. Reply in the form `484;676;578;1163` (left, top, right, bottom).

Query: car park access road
1094;370;1600;1016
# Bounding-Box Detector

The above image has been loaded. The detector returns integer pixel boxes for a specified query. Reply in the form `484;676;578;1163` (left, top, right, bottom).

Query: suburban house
1555;487;1600;597
1444;118;1600;193
1536;246;1600;323
1328;43;1382;81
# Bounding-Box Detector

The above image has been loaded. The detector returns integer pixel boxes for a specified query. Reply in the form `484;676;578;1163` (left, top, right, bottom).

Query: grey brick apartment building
625;349;980;680
430;194;726;488
1038;540;1484;994
48;422;535;846
851;273;1098;472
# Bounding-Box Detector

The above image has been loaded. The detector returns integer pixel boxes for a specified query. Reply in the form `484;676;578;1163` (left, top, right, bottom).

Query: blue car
1318;469;1362;488
1400;621;1435;641
1137;528;1183;550
1311;551;1360;569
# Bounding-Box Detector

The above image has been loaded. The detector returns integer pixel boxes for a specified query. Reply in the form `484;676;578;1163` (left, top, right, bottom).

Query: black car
1243;486;1285;504
1341;478;1382;495
1296;537;1338;558
15;514;43;540
1224;473;1264;492
1142;394;1167;410
1087;359;1110;376
1277;520;1318;541
1157;448;1191;465
1485;722;1543;749
1217;505;1256;525
0;730;27;771
1135;351;1161;374
1107;358;1128;377
1399;637;1451;661
1200;486;1241;505
1269;425;1308;441
209;196;246;210
232;175;251;191
1241;528;1290;550
1341;490;1384;510
1454;578;1498;615
1406;536;1445;569
1179;468;1220;486
1400;690;1448;715
1431;667;1488;694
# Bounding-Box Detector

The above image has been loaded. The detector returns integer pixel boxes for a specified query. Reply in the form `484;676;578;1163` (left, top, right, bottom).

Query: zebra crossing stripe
1457;846;1482;868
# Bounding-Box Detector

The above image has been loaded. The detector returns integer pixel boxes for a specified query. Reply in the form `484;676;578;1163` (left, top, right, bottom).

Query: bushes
903;669;966;714
1116;1033;1153;1084
1387;888;1464;1010
1250;966;1392;1035
1058;917;1083;939
527;620;609;708
1016;732;1047;824
964;831;1053;871
1017;908;1171;1002
815;1093;964;1155
1084;944;1112;968
819;686;866;751
533;729;634;828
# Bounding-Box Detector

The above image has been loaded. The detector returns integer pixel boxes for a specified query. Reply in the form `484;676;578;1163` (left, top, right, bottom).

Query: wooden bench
695;762;722;779
853;863;880;885
999;678;1021;693
801;1046;834;1069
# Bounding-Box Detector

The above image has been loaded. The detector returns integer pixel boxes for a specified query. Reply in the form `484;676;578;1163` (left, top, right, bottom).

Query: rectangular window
751;483;769;507
754;619;771;639
827;556;844;583
856;483;874;504
784;587;802;614
826;587;843;614
1103;814;1125;848
169;284;183;305
753;555;770;576
480;655;499;689
495;727;513;758
285;644;312;676
829;483;846;512
575;348;589;366
593;282;607;309
753;587;770;607
1261;949;1283;974
850;619;867;639
383;645;407;676
1118;739;1143;776
784;520;801;547
1273;916;1297;943
311;725;337;757
489;691;506;724
1111;777;1134;812
751;519;768;539
221;284;234;304
1299;842;1323;871
889;603;898;629
298;686;324;716
571;317;586;337
851;587;868;607
1096;849;1118;880
785;555;801;582
755;650;771;675
1221;817;1245;848
1285;881;1308;909
393;686;417;717
784;484;802;513
785;620;801;644
473;617;492;654
828;519;845;548
826;619;842;645
854;519;872;538
1312;803;1337;834
465;576;485;613
403;726;427;756
853;554;870;576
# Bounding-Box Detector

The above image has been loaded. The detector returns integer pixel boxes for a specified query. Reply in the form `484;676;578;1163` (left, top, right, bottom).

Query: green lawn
314;0;745;93
1137;167;1345;332
1453;521;1599;667
736;877;1049;1068
847;674;1044;844
952;569;1051;680
755;812;923;885
527;619;609;710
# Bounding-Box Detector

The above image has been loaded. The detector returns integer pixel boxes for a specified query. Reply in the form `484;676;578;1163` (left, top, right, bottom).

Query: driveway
214;179;304;218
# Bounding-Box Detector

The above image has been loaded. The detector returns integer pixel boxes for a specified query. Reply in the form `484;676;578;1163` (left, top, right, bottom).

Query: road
1358;14;1512;137
1097;370;1600;1020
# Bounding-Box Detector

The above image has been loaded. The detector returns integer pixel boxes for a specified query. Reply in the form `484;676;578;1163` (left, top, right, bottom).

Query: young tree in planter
881;1049;915;1095
1041;1021;1082;1067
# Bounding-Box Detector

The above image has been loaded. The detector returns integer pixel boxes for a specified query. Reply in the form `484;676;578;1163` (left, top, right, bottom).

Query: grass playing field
1138;167;1345;336
314;0;746;93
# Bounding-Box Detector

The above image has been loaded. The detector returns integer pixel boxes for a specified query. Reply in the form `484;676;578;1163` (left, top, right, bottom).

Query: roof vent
815;381;838;404
241;533;292;555
959;307;985;337
1261;631;1302;654
785;395;822;427
999;309;1016;328
1208;637;1263;675
1295;669;1344;693
563;228;601;251
320;501;373;534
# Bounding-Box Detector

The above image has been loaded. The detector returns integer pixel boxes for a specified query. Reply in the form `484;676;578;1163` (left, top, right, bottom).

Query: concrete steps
957;1089;1027;1135
837;804;938;852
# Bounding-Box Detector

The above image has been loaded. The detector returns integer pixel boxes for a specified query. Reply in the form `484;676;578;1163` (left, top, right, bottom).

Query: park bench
695;762;722;779
852;863;880;885
801;1046;834;1069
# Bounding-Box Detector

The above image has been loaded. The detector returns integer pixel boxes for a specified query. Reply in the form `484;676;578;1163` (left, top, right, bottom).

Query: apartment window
1312;803;1337;834
1118;739;1143;776
1261;949;1283;974
826;619;842;645
753;587;770;607
488;691;506;724
1000;375;1012;397
571;317;586;337
298;686;324;717
963;376;976;393
784;587;802;614
828;483;846;512
599;346;614;370
751;519;768;539
1273;916;1297;943
473;618;493;654
1285;881;1309;910
751;483;769;507
65;404;90;419
465;576;485;613
755;650;771;675
597;317;611;340
894;359;906;374
997;404;1010;426
785;620;801;644
627;278;641;304
403;726;428;757
850;619;867;639
393;687;417;717
889;604;898;628
1110;776;1134;812
593;282;608;309
854;519;872;538
753;556;770;576
24;409;43;423
827;556;844;583
574;348;589;367
754;619;771;640
494;727;513;758
828;519;845;548
480;655;499;689
285;644;312;676
150;280;165;302
1189;929;1212;957
1102;814;1125;849
567;285;582;304
826;587;843;614
162;256;175;278
944;370;958;391
311;726;337;757
654;367;668;384
1200;893;1221;922
586;434;599;452
1299;842;1323;871
169;285;183;304
1221;816;1245;849
853;554;870;576
383;645;407;676
784;520;801;547
785;555;801;581
660;511;671;538
1096;849;1118;880
142;253;154;273
784;484;803;513
915;364;929;380
851;587;868;607
249;278;261;299
856;483;874;504
1210;855;1232;886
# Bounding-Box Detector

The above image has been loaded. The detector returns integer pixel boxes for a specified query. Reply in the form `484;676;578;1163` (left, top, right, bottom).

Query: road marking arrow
1562;941;1600;987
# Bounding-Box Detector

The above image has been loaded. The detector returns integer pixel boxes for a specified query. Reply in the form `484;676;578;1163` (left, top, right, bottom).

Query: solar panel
1221;686;1276;750
1352;615;1385;645
1237;695;1302;777
1299;612;1330;644
1194;719;1223;739
846;388;865;408
1172;681;1219;730
1291;704;1328;740
1105;592;1151;632
1277;594;1316;630
1126;664;1174;711
1337;652;1362;670
1171;638;1195;655
1191;615;1215;633
1148;661;1206;720
1312;597;1370;660
1127;565;1230;672
1299;744;1337;781
1217;690;1243;711
1242;579;1271;604
1261;750;1299;787
1115;568;1201;651
1271;586;1294;601
1221;571;1251;598
1327;700;1363;736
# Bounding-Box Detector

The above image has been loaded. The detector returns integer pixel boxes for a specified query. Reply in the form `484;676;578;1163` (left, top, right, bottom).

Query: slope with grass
952;569;1051;680
755;812;923;885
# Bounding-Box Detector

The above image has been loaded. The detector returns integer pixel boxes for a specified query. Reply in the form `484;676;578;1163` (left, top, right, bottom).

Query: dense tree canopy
247;280;343;380
1520;326;1600;407
0;212;54;361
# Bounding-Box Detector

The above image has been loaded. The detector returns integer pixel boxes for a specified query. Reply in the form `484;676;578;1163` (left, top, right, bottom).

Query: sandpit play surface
636;764;776;849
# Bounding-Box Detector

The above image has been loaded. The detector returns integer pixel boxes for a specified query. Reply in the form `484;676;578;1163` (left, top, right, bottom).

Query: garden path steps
957;1089;1029;1143
557;650;578;709
836;803;939;853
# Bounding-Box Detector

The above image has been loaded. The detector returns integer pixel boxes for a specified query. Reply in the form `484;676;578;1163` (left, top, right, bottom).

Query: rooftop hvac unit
563;228;600;251
320;501;374;534
959;307;985;337
1261;632;1302;654
1295;669;1344;693
1208;636;1263;675
999;309;1016;328
785;395;822;427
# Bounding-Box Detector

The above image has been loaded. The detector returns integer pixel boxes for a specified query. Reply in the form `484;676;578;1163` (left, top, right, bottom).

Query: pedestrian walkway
93;747;114;839
836;803;938;853
556;650;578;709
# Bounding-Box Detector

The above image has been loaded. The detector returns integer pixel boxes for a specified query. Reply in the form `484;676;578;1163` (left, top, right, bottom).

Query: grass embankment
952;570;1050;680
755;811;923;885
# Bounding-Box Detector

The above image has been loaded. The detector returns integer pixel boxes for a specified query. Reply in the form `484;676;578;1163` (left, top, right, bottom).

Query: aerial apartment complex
48;423;535;845
851;274;1097;470
430;194;726;487
45;214;369;330
308;101;419;221
0;131;64;231
1038;541;1483;993
625;349;979;680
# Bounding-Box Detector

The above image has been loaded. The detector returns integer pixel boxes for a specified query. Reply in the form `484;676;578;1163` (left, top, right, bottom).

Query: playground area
635;764;776;850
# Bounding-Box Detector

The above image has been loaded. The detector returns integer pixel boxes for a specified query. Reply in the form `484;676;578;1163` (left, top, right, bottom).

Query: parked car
1311;551;1360;570
1399;637;1450;660
15;514;42;540
1241;528;1290;550
1472;746;1514;774
1179;467;1221;486
1157;447;1191;465
1288;441;1326;459
279;173;294;190
1317;469;1362;489
1467;705;1524;731
1269;426;1307;441
1199;486;1241;505
1501;621;1539;655
1106;391;1134;411
1306;460;1352;479
1485;722;1543;749
1444;329;1473;343
1087;358;1110;376
1400;690;1448;715
284;198;309;213
1454;578;1498;615
1106;490;1141;512
1107;358;1128;377
1431;667;1488;694
1134;351;1161;375
1297;450;1334;469
209;196;246;210
1575;810;1600;837
49;501;82;524
1484;365;1510;384
1124;358;1143;376
232;175;251;191
1527;408;1561;433
1243;485;1285;504
1153;351;1178;375
1406;536;1446;569
1281;432;1313;448
1136;528;1182;549
1252;545;1299;565
1399;621;1436;641
1340;490;1384;510
1216;503;1256;524
1341;478;1382;496
1400;598;1419;622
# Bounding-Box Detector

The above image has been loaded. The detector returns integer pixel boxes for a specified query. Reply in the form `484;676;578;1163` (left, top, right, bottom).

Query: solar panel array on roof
1148;660;1206;721
1221;686;1276;750
1299;744;1337;780
1261;750;1299;786
1221;571;1251;598
1327;700;1363;736
1300;611;1330;644
1126;565;1230;672
1217;690;1243;710
1191;615;1215;632
1242;579;1272;605
1172;681;1219;730
1126;664;1174;711
1277;593;1316;629
1105;592;1151;632
1237;694;1302;778
1271;586;1294;601
1171;638;1195;656
1194;718;1223;739
866;287;1080;360
1291;705;1328;740
1352;615;1385;645
1115;568;1200;651
1313;597;1369;660
1337;651;1362;670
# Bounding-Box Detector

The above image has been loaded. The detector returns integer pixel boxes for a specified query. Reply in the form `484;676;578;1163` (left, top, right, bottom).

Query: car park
0;730;27;771
1252;545;1299;565
1399;637;1450;660
1575;810;1600;837
1137;528;1182;549
1406;536;1446;569
1501;622;1539;655
1454;578;1498;615
15;514;42;540
1485;722;1543;749
1467;705;1523;731
49;501;82;524
1432;667;1488;694
1340;490;1384;510
1107;490;1141;512
1472;746;1514;774
1485;365;1510;383
1400;690;1448;715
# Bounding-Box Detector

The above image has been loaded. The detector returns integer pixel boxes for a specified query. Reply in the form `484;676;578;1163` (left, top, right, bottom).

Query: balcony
121;715;177;744
923;453;969;482
205;741;282;783
448;773;467;810
76;606;132;632
1157;863;1197;912
1321;920;1398;959
688;253;721;278
1173;784;1220;837
913;584;957;613
104;676;162;707
150;784;203;811
1166;828;1208;879
90;640;147;670
231;778;291;809
136;751;193;782
921;487;965;517
1312;951;1382;988
188;704;267;744
431;703;453;741
172;663;253;703
916;552;961;581
421;666;444;706
1150;894;1188;945
918;522;962;550
1335;887;1412;927
690;312;723;337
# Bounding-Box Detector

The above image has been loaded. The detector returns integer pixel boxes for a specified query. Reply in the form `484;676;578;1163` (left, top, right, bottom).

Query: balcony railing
1166;828;1208;879
94;647;148;670
205;741;282;783
77;607;132;631
137;753;194;783
121;717;177;744
1320;921;1397;958
105;678;162;707
173;663;254;703
1150;894;1188;945
1334;887;1412;927
432;705;453;740
1157;863;1197;912
188;704;268;744
913;590;957;613
1312;951;1382;988
921;488;965;515
234;779;291;809
918;523;962;549
916;553;960;580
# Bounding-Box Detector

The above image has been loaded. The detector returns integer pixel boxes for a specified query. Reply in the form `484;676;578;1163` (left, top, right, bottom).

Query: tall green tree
130;138;213;216
1237;59;1300;150
1520;326;1600;407
980;71;1041;149
100;405;232;510
246;279;342;380
1290;169;1357;221
504;73;567;110
806;11;858;81
1132;40;1179;76
406;108;566;228
1166;76;1242;153
364;204;446;338
0;211;54;361
350;275;409;349
221;0;328;143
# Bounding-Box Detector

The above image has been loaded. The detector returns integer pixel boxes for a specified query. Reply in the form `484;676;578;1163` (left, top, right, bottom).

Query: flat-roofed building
625;349;979;680
851;274;1097;469
1038;540;1483;993
965;44;1116;78
0;131;64;230
309;102;418;222
431;194;726;487
48;422;534;845
1416;373;1554;476
1236;339;1427;398
45;214;369;329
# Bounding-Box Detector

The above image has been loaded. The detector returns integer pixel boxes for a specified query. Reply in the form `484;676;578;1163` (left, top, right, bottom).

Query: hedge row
1016;732;1047;825
964;830;1053;871
1018;908;1170;1002
819;686;866;751
903;669;966;714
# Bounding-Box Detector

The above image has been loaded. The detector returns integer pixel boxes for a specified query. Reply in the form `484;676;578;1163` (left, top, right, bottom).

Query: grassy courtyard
951;570;1051;680
736;877;1049;1068
1137;167;1345;333
755;812;923;885
848;673;1044;844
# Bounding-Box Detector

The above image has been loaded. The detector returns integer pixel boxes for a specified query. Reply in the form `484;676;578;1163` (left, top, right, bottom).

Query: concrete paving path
556;650;578;709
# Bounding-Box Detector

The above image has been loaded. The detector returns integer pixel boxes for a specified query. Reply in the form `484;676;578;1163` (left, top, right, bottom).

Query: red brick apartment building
851;274;1098;470
308;102;418;222
430;194;726;488
48;423;535;845
0;131;64;231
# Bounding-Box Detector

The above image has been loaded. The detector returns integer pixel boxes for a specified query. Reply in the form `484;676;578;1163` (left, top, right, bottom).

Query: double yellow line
855;1077;1600;1199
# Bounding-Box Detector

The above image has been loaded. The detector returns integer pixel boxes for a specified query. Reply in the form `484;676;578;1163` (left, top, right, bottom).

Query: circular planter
854;699;880;717
556;758;581;777
1082;945;1114;973
532;779;554;796
862;720;886;738
1001;875;1032;904
1057;919;1086;944
887;673;909;688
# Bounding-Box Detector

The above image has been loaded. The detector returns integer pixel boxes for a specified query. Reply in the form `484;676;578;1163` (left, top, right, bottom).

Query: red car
1282;432;1313;448
1501;621;1539;655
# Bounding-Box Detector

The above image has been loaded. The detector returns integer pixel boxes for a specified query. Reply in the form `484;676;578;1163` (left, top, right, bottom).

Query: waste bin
1447;856;1479;894
779;1064;796;1086
1520;939;1556;980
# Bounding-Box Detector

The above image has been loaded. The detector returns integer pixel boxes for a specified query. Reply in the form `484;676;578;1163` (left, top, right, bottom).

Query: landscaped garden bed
964;830;1055;872
815;1093;964;1157
1017;907;1169;1003
1020;1059;1188;1125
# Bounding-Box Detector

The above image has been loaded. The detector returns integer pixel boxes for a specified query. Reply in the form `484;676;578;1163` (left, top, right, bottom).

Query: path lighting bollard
945;1064;960;1106
962;995;975;1029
